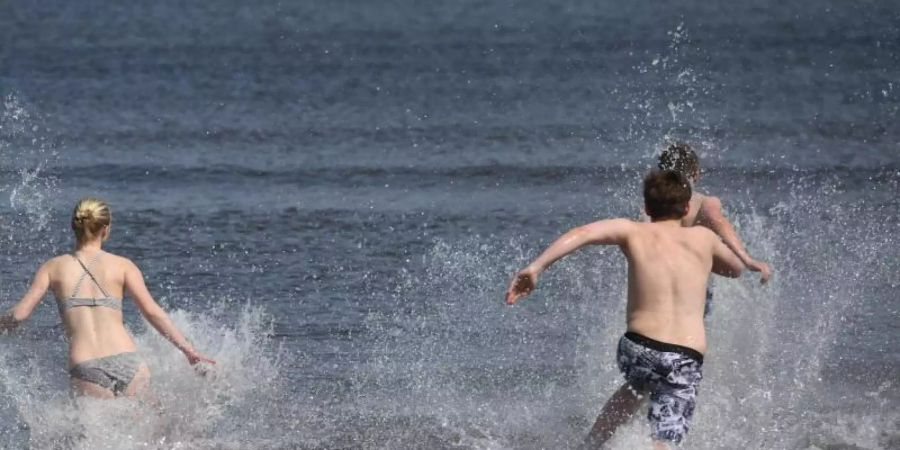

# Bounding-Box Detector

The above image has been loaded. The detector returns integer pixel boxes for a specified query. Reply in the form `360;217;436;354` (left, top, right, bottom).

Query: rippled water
1;1;898;448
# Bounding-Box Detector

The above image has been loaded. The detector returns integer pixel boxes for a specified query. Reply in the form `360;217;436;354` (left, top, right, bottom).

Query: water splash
346;175;897;449
616;22;723;167
0;94;308;450
0;304;290;449
0;93;60;235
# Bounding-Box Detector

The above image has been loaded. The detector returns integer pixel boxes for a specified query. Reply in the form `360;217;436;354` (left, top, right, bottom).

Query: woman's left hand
185;349;216;366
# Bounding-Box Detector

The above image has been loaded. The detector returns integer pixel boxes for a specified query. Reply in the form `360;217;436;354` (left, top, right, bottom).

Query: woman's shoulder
45;254;73;267
100;251;137;267
104;253;142;274
35;254;72;277
50;251;136;269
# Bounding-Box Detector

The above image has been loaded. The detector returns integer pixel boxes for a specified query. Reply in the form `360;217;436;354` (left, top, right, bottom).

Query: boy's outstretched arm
505;219;633;304
0;263;51;332
698;196;771;283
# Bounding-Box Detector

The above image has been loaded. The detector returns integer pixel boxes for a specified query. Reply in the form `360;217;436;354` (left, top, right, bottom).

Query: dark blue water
1;1;898;448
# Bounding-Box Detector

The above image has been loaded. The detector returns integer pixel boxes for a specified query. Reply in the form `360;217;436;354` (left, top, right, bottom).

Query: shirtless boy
505;170;761;449
659;142;771;286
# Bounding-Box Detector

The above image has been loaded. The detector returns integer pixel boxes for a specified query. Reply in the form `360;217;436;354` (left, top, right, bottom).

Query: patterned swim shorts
617;332;704;445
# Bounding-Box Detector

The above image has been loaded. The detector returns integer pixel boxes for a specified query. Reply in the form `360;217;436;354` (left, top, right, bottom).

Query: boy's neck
649;218;682;227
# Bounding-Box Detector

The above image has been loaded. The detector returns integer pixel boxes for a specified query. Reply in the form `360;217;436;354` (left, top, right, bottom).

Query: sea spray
0;93;61;236
0;96;305;450
346;179;897;449
1;303;288;449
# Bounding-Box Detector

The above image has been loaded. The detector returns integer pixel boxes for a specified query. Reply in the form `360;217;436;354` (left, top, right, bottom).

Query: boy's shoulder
684;225;721;248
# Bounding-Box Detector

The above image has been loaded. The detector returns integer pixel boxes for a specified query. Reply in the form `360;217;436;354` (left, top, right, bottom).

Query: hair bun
71;197;111;240
72;210;91;229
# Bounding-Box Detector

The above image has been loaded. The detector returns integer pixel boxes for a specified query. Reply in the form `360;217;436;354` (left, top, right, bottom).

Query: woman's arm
123;259;215;365
0;262;52;332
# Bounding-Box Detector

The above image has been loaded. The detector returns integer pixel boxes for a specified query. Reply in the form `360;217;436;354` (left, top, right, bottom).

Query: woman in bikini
0;197;215;398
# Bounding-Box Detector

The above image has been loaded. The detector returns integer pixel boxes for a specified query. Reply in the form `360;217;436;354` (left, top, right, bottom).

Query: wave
2;163;896;188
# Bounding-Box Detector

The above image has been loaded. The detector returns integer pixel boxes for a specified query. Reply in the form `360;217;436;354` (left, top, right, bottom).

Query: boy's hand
506;267;539;305
746;260;772;284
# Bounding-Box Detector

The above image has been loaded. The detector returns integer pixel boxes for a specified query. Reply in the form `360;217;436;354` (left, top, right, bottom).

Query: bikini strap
71;253;111;299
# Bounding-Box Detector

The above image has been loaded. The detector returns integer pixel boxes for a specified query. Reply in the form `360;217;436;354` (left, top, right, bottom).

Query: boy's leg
644;357;702;448
585;383;645;448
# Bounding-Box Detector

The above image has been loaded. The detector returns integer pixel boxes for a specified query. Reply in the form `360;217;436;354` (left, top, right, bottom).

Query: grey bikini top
57;253;122;311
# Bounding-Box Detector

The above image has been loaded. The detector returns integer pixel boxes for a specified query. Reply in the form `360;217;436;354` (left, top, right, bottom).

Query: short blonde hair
72;197;111;242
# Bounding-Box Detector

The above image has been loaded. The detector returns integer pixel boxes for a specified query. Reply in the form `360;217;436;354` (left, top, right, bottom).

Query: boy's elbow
569;226;590;239
11;307;32;323
713;264;743;278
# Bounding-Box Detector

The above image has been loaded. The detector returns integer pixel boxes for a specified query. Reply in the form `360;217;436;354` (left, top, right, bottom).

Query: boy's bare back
621;220;739;354
506;216;742;354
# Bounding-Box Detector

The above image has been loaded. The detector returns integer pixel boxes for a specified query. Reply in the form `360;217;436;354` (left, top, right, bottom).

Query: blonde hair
71;197;111;242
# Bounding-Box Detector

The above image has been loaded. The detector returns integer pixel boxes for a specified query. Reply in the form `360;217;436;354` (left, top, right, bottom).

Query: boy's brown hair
658;141;700;180
643;170;692;220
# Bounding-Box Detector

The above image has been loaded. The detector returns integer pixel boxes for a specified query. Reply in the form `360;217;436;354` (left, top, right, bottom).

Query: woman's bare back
48;251;138;366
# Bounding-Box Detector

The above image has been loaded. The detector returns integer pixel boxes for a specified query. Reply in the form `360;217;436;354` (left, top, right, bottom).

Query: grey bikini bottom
69;352;144;396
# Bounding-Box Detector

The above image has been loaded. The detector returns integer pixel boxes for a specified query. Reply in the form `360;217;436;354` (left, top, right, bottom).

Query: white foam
0;303;288;449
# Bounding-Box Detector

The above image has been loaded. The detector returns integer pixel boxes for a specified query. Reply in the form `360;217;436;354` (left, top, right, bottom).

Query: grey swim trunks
617;332;704;445
704;289;713;317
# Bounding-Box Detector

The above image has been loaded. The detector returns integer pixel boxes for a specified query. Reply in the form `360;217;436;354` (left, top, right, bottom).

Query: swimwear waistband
624;331;704;364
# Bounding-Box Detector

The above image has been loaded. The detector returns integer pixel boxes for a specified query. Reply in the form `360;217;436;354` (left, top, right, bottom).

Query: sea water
0;1;897;448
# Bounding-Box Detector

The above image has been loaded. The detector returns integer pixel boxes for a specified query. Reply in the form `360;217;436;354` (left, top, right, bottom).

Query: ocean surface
0;1;898;449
